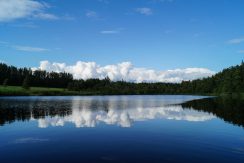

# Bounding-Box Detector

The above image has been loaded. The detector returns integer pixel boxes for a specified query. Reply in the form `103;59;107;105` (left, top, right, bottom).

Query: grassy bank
1;85;244;97
0;86;100;96
0;85;205;96
0;85;204;96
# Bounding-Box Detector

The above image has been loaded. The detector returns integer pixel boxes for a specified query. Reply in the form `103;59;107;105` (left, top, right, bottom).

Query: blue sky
0;0;244;72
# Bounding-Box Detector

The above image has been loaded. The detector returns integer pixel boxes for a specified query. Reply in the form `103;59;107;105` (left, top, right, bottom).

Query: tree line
1;61;244;94
67;61;244;94
0;63;73;88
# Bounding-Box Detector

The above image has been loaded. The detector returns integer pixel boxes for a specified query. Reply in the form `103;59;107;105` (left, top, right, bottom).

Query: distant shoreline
1;62;244;96
0;85;215;97
2;85;242;99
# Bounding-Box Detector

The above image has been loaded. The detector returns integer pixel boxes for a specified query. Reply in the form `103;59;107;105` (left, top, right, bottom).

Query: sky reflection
35;96;214;128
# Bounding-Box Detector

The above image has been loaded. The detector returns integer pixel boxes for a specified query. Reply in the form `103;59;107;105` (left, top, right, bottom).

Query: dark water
0;95;243;163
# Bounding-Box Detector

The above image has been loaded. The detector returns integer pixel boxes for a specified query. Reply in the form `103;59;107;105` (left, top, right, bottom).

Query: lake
0;95;244;162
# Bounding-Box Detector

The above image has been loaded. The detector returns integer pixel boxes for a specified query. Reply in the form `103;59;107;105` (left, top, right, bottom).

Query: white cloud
34;61;215;83
228;37;244;44
0;0;58;22
136;7;153;15
14;45;49;52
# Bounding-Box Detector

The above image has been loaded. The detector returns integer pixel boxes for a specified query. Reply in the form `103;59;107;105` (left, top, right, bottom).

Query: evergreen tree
22;76;30;89
2;78;8;87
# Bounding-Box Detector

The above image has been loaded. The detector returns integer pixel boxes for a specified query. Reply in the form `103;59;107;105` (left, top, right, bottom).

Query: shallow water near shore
0;95;243;162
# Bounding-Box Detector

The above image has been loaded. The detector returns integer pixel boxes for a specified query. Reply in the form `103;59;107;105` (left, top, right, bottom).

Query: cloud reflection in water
38;96;214;128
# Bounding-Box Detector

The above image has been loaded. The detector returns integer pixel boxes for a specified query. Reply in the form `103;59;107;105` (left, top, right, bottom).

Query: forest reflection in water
0;95;243;128
182;96;244;127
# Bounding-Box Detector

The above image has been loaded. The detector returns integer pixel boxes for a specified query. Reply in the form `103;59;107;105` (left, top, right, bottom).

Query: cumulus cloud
135;7;153;15
33;61;215;83
0;0;58;22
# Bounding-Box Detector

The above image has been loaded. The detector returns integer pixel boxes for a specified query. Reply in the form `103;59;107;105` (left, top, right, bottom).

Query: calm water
0;95;243;162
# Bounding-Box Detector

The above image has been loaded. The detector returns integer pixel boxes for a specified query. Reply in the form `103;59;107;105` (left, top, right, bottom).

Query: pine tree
2;78;8;87
22;76;30;89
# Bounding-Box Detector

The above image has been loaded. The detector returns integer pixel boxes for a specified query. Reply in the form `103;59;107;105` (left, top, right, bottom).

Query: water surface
0;95;243;162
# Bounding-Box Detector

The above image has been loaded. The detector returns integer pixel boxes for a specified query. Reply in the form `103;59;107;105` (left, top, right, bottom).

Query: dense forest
1;62;244;95
0;63;73;88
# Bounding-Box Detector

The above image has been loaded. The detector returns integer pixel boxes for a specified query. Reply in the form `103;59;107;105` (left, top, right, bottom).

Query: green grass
0;85;105;96
0;86;28;96
2;85;243;97
0;86;69;96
